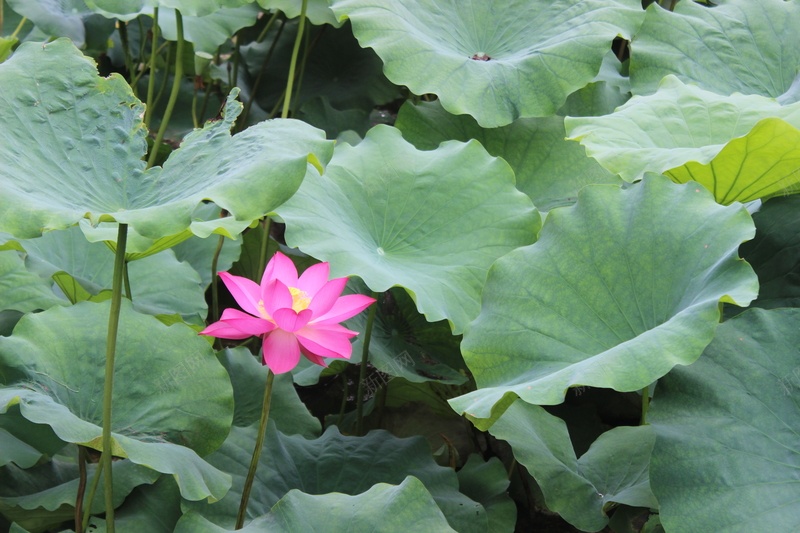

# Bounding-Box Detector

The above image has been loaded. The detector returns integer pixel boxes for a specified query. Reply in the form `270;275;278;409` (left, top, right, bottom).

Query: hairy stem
281;0;308;119
147;10;183;169
236;370;275;529
144;8;160;129
355;292;380;435
100;223;129;533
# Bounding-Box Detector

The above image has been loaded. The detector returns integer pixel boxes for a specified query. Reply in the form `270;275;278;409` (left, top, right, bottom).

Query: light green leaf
276;125;540;334
630;0;800;97
330;0;644;127
664;117;800;204
177;477;456;532
6;0;109;48
0;251;62;313
396;100;621;212
0;301;233;501
0;39;333;251
566;75;800;183
20;226;207;318
158;5;260;54
185;424;488;532
449;176;758;428
257;0;341;27
650;308;800;532
491;401;655;531
86;0;253;19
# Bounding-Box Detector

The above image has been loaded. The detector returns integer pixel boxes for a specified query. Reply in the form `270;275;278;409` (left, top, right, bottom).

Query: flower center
288;286;311;312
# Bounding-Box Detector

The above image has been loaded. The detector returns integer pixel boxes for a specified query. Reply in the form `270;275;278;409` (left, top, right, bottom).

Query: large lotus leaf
158;5;260;54
630;0;800;97
566;76;800;183
735;195;800;312
19;226;206;317
0;251;62;314
275;125;540;334
184;424;488;532
449;176;758;428
396;100;621;212
663;117;800;204
330;0;643;127
85;0;252;18
491;401;655;531
0;301;233;501
176;477;456;532
650;308;800;532
0;39;333;250
0;456;158;533
218;347;320;437
257;0;341;27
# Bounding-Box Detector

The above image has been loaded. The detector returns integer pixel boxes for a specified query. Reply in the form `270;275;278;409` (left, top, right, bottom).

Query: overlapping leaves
566;76;800;203
0;39;332;251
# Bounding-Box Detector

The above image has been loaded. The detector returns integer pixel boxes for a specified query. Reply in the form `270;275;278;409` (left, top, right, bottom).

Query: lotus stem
236;369;275;529
640;386;650;425
144;8;159;129
147;9;184;169
281;0;308;119
100;223;129;532
355;292;380;435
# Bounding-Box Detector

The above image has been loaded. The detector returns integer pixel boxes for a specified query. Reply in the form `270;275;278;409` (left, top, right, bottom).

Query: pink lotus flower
201;252;375;374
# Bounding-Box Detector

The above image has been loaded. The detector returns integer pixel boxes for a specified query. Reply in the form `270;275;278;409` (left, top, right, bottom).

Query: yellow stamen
288;286;311;312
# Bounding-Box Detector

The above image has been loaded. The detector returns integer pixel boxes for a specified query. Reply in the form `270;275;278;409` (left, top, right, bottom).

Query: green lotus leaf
6;0;109;48
630;0;800;97
0;251;62;314
185;424;488;531
0;39;332;250
650;308;800;532
396;100;621;212
735;196;800;312
0;400;230;503
257;0;341;27
347;283;468;386
86;0;253;19
449;176;758;428
0;301;233;501
664;118;800;204
158;5;261;54
330;0;644;127
0;430;42;469
455;455;516;533
218;347;320;436
176;477;456;532
0;455;158;533
490;400;655;531
19;226;207;318
566;75;800;183
275;125;540;334
558;50;630;118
